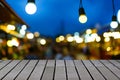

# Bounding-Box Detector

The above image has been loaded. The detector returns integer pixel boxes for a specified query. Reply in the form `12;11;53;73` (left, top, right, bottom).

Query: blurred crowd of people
0;37;120;60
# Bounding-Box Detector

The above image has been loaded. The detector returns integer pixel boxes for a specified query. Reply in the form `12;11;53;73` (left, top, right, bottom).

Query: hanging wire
112;0;115;15
79;0;83;8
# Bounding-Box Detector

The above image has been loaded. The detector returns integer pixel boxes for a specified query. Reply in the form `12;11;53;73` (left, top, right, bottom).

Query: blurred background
0;0;120;60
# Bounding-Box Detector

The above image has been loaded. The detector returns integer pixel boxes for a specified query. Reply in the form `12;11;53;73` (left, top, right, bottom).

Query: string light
25;0;37;15
78;0;87;23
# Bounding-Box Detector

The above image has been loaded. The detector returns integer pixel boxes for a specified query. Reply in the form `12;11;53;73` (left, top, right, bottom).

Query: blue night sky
6;0;120;37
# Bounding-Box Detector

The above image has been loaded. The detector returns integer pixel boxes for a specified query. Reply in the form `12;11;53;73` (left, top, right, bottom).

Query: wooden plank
0;60;20;79
100;60;120;79
91;60;119;80
74;60;92;80
0;60;11;70
41;60;55;80
65;60;79;80
2;60;29;80
28;60;47;80
15;60;38;80
109;60;120;69
54;60;66;80
82;60;105;80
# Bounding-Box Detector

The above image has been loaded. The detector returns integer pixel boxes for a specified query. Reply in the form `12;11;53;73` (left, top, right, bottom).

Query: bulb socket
112;15;117;21
79;7;85;15
28;0;35;3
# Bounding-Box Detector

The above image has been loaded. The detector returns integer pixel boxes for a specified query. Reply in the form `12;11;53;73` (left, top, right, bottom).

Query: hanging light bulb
117;9;120;23
110;15;118;28
78;0;87;23
79;7;87;23
110;0;118;29
25;0;37;15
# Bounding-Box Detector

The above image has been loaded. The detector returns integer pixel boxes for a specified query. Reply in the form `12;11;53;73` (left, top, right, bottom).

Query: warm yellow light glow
86;29;92;34
91;33;98;38
79;14;87;23
25;2;37;15
67;36;74;42
103;32;108;37
110;21;118;28
56;37;60;43
59;36;65;41
7;24;15;30
7;40;12;47
107;47;111;51
7;38;19;47
111;32;120;39
34;32;40;37
75;37;83;43
11;38;19;47
85;34;94;43
26;33;34;39
96;36;101;42
40;39;46;45
104;37;110;42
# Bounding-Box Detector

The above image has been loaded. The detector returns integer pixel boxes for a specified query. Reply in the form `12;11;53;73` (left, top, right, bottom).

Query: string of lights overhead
24;0;120;27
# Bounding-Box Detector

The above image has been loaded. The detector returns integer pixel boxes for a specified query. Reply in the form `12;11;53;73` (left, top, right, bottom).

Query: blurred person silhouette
83;44;91;59
44;45;53;59
54;46;63;60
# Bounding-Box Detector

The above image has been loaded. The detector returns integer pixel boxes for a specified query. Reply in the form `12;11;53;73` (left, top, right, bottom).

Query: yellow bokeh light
40;39;46;45
11;38;19;47
67;36;74;42
104;37;110;42
107;47;111;51
56;37;60;43
7;24;15;30
75;37;83;43
59;36;65;41
26;33;34;39
7;40;12;47
34;32;40;37
86;29;92;34
96;36;101;42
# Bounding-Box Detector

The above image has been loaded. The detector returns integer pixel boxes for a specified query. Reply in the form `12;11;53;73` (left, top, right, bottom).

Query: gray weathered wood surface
0;60;120;80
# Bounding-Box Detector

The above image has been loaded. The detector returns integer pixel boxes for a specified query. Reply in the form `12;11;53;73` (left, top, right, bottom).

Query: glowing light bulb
110;15;118;28
59;36;65;41
25;2;37;15
104;37;110;42
7;24;15;30
40;39;46;45
86;29;92;34
67;36;74;42
117;9;120;23
26;33;34;39
110;21;118;28
79;15;87;23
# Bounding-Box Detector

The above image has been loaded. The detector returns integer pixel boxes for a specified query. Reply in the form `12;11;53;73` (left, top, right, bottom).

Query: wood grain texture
0;60;119;80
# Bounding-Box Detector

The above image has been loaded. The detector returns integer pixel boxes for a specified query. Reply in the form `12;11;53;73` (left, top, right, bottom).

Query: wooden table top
0;60;120;80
